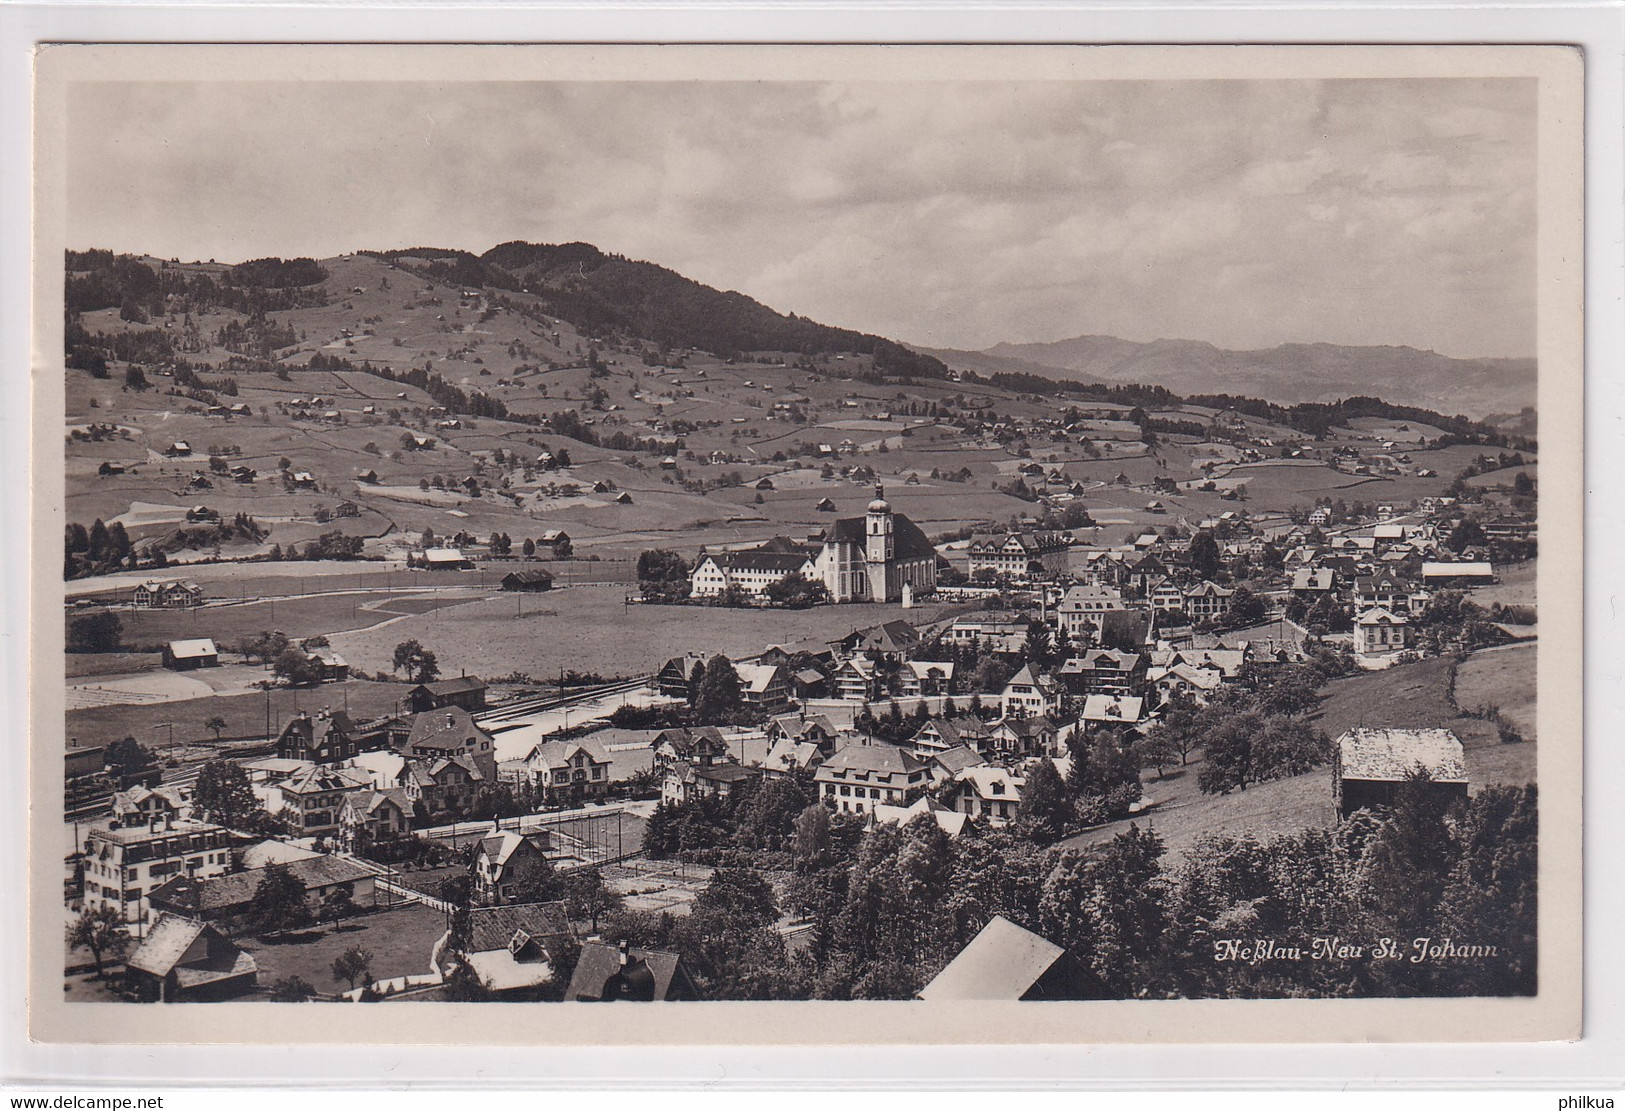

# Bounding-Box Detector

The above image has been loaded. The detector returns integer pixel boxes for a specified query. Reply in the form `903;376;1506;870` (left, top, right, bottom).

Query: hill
919;335;1535;420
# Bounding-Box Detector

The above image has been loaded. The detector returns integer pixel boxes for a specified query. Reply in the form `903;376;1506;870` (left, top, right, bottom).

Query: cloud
65;75;1535;359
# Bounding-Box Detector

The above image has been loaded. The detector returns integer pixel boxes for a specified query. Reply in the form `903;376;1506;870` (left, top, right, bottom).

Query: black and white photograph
28;43;1583;1044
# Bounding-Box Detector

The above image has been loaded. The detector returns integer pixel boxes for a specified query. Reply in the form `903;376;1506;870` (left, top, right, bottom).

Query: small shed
502;569;555;592
1334;727;1468;818
162;638;219;670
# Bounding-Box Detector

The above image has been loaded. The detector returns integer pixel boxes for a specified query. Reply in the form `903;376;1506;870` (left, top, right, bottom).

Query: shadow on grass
258;928;329;946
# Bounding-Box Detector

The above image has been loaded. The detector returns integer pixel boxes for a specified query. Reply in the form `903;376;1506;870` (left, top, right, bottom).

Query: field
1468;558;1537;609
235;902;448;996
1455;643;1538;741
329;584;968;684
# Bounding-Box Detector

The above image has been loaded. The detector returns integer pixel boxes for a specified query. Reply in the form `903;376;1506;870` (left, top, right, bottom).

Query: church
689;486;938;604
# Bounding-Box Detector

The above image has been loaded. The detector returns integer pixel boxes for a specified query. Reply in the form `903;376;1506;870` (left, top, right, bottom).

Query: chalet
306;646;350;683
654;655;707;700
986;715;1058;758
1151;662;1224;702
338;788;412;851
1334;728;1468;819
833;656;880;702
564;940;699;1002
1291;568;1337;597
454;901;575;994
408;676;487;713
1183;581;1236;621
356;468;379;484
269;766;372;837
763;736;827;776
165;441;192;457
501;569;555;592
334;500;360;518
734;663;792;712
909;716;993;760
1355;607;1410;659
1080;694;1146;728
838;619;922;659
289;471;317;489
162;638;219;671
275;709;360;764
135;579;203;608
1056;650;1146;697
185;505;219;523
534;529;572;559
401;706;497;781
615;492;634;504
897;660;955;698
398;755;484;816
472;831;554;905
766;714;840;753
1356;573;1425;615
123;914;257;1003
949;765;1025;826
525;739;612;806
1002;664;1062;718
110;785;188;829
230;465;256;484
662;761;764;807
815;497;837;512
815;743;928;816
650;726;729;772
1172;646;1249;679
1055;584;1127;639
1148;580;1188;612
871;796;971;838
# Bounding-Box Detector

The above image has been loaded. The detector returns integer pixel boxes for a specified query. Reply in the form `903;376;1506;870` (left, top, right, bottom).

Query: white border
1;0;1621;1090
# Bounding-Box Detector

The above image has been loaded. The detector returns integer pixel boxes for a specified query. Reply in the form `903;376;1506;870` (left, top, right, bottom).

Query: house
734;663;792;712
1422;561;1495;586
1151;661;1225;703
534;529;572;559
133;578;203;608
766;714;840;752
408;676;488;714
147;855;377;930
897;660;955;697
832;656;880;702
564;940;699;1002
1056;650;1146;697
986;715;1059;758
689;548;817;600
655;655;708;700
615;492;634;505
1183;581;1236;621
919;915;1091;1001
338;788;413;851
1291;568;1336;597
81;819;234;924
949;765;1025;825
161;638;219;671
270;766;372;837
123;914;258;1003
165;441;193;457
662;761;764;806
454;901;575;994
1333;728;1468;818
289;471;317;489
398;755;485;817
1055;584;1128;639
763;737;827;776
871;795;971;838
650;726;730;772
815;743;928;816
908;716;992;760
1002;664;1062;718
944;614;1031;654
1355;573;1424;615
110;785;189;829
815;497;836;512
525;739;612;806
411;547;472;570
501;569;555;592
839;619;923;659
965;531;1070;579
1355;607;1410;659
1147;579;1188;612
305;646;350;683
1172;647;1249;679
1080;694;1146;729
472;830;555;904
275;709;361;765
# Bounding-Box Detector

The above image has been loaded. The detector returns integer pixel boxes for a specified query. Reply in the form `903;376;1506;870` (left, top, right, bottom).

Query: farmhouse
134;578;203;608
734;663;792;712
162;638;219;671
398;755;484;816
123;914;258;1003
1333;728;1468;818
654;655;708;700
411;547;472;570
534;529;572;559
650;726;730;772
501;569;555;592
401;707;497;781
147;854;377;930
408;676;487;713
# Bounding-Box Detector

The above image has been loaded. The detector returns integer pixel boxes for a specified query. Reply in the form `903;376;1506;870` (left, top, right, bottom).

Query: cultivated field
1455;643;1538;741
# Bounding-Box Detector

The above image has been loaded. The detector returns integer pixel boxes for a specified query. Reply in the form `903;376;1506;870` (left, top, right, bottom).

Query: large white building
690;487;936;603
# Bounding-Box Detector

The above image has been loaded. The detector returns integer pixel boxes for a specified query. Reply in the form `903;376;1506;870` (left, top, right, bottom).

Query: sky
65;76;1537;359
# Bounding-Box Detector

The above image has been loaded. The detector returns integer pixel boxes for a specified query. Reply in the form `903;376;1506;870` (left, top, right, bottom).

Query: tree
318;886;358;923
103;736;156;780
66;906;130;978
330;945;374;991
392;639;440;683
240;630;291;666
247;865;314;936
1226;585;1268;627
1015;758;1072;845
125;364;149;390
696;656;743;720
67;611;123;653
764;571;830;608
203;715;228;741
1447;518;1487;553
272;646;321;687
268;975;317;1001
693;867;780;929
193;759;261;829
1188;531;1222;580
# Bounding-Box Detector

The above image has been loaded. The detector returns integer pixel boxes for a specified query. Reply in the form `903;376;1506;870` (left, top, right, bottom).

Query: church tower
865;485;894;600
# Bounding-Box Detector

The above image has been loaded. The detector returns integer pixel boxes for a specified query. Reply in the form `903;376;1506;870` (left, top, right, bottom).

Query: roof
918;916;1066;1001
475;830;548;868
566;943;690;1002
872;798;971;837
149;855;373;915
818;742;925;779
1081;695;1145;723
125;913;256;987
503;570;555;585
407;706;493;752
702;549;814;574
765;738;823;770
526;738;609;768
823;513;936;560
1356;606;1407;626
1337;728;1466;784
279;765;370;797
417;676;486;697
734;663;787;694
929;744;987;776
1423;561;1494;578
466;900;572;955
955;765;1025;801
166;638;218;659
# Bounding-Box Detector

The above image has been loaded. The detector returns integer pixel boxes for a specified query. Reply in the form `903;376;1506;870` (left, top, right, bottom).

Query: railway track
474;675;652;726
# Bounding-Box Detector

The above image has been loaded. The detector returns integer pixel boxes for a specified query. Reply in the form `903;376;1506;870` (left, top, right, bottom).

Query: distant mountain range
914;335;1536;420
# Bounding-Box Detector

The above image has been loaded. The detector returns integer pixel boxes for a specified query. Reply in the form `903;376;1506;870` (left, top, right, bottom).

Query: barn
1333;727;1468;818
